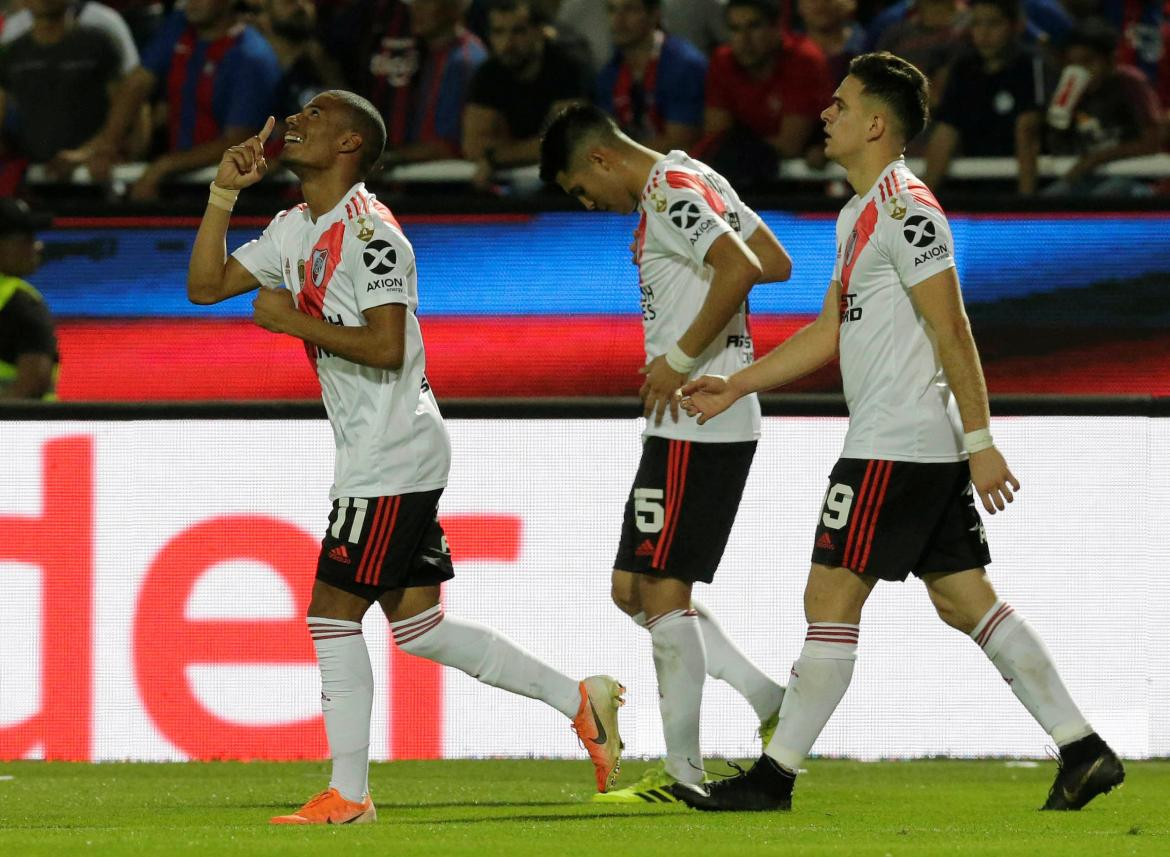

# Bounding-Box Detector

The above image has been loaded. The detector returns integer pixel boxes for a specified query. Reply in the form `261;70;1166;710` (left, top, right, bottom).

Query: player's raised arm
187;116;275;305
909;267;1019;514
682;280;841;424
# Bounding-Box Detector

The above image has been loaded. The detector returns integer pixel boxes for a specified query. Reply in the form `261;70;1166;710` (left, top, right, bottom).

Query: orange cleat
571;675;626;792
269;788;377;825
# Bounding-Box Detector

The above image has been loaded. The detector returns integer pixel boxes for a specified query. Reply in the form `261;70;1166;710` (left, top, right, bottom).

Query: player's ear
339;131;363;157
866;112;885;144
587;147;610;173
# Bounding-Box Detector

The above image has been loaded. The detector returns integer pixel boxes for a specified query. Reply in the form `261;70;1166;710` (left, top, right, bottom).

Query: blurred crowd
0;0;1167;198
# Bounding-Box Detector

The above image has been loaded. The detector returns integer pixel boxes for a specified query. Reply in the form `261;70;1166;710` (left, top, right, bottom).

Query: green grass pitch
1;758;1166;856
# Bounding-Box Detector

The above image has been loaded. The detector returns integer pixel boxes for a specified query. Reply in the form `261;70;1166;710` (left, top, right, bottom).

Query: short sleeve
883;198;955;289
82;2;141;75
231;217;286;288
650;169;736;264
657;45;706;127
139;11;186;81
348;220;416;313
737;203;763;242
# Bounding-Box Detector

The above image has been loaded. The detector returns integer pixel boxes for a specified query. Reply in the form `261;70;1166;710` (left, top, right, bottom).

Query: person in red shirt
702;0;833;184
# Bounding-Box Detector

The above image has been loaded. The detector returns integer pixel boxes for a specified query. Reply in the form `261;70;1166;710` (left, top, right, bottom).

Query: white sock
691;600;785;722
634;606;784;722
971;602;1093;746
647;608;706;784
764;623;859;773
309;617;373;803
391;605;581;719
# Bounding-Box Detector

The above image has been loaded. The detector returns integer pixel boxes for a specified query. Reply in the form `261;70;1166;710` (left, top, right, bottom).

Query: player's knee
803;566;867;624
930;592;978;633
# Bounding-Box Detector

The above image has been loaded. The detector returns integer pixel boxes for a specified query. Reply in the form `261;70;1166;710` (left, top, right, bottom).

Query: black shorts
316;488;455;600
810;458;991;581
614;437;757;584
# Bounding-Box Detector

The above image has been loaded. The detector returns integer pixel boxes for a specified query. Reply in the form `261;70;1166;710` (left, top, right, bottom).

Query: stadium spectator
60;0;281;201
662;0;729;54
874;0;971;103
924;0;1049;194
0;198;57;401
596;0;707;153
557;0;615;70
1044;18;1162;196
463;0;592;187
0;0;123;173
2;0;139;74
255;0;346;122
367;0;488;167
315;0;410;89
797;0;867;83
866;0;1073;51
1063;0;1165;97
701;0;833;185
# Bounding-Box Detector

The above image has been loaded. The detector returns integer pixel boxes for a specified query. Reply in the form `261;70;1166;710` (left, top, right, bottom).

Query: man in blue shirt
596;0;707;153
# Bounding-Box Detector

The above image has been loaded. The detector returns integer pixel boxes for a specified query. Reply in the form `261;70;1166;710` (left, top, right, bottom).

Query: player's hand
638;355;688;426
968;446;1020;515
252;286;297;333
215;117;275;190
679;374;738;425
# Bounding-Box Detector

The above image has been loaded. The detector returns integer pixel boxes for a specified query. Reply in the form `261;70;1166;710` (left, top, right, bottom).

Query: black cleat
671;755;795;812
1041;733;1125;811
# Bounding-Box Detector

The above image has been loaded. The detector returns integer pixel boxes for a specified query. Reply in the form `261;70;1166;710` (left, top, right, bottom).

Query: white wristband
208;181;239;211
665;343;698;374
964;428;995;454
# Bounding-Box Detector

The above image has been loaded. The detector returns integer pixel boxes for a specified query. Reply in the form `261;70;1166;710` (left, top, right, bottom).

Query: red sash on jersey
166;25;242;151
612;31;663;134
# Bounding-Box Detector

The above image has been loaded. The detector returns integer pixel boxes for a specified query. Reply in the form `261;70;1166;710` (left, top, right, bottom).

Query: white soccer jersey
833;158;964;462
636;151;764;442
233;182;451;498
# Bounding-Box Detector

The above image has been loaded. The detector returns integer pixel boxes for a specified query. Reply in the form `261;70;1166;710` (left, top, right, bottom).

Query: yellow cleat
591;762;692;804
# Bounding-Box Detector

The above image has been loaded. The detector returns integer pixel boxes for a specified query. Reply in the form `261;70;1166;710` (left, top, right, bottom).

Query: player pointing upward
674;53;1124;812
540;104;792;802
187;91;624;825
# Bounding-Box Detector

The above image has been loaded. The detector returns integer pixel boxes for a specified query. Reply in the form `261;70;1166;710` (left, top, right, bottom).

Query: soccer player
539;104;792;802
186;90;625;825
674;52;1124;812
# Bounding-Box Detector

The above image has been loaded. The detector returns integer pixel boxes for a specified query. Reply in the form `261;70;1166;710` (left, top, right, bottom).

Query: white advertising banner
2;417;1167;761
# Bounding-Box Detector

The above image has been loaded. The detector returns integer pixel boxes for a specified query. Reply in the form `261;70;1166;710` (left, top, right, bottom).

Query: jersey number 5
634;488;665;534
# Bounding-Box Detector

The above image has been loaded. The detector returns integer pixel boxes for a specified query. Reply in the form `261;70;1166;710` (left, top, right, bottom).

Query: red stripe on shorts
367;497;401;587
356;497;390;585
855;461;893;574
653;441;691;569
842;461;877;569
